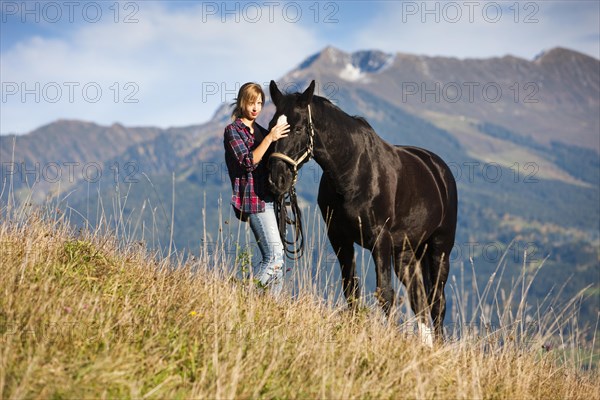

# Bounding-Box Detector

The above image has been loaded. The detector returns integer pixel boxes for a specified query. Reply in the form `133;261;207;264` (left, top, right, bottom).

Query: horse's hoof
418;322;435;348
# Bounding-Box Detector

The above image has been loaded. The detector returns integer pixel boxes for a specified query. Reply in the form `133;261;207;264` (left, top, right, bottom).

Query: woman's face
243;95;263;121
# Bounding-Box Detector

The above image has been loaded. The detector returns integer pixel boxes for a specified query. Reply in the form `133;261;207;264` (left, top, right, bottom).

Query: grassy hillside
5;103;598;337
1;206;598;399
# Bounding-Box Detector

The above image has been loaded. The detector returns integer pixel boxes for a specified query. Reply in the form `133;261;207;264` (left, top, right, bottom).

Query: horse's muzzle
268;162;293;196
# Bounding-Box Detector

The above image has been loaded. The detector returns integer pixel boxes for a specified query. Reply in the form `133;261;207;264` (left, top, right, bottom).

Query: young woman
223;82;290;295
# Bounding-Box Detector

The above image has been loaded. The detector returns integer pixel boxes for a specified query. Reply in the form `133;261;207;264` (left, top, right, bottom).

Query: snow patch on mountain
339;63;364;81
339;50;395;81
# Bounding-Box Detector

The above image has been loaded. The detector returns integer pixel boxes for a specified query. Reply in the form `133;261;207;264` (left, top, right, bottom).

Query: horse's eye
294;127;303;134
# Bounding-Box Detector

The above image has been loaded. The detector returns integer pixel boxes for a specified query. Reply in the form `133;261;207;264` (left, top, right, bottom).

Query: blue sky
1;0;599;134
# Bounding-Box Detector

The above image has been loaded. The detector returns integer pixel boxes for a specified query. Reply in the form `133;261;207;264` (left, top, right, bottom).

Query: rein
275;187;305;260
269;104;316;260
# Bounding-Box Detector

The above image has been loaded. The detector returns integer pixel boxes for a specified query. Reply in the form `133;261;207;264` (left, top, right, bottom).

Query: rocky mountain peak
534;47;598;65
296;46;395;82
297;46;348;70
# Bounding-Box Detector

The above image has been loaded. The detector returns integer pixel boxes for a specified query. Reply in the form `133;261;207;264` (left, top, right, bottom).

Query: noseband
268;104;316;260
269;104;315;184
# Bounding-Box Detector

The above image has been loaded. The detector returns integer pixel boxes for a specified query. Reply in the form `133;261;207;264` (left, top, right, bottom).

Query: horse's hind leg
397;243;434;346
426;236;451;342
372;232;395;317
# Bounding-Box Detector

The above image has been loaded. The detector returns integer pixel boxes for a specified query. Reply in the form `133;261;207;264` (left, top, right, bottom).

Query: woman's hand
268;123;290;143
251;122;290;165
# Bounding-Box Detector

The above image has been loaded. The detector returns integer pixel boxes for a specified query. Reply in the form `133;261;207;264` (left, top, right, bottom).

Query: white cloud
1;2;320;134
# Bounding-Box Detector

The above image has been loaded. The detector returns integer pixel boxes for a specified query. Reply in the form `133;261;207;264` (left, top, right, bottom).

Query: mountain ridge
2;46;597;194
286;46;599;150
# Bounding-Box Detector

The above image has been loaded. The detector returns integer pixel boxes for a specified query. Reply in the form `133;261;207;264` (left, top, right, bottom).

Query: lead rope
275;186;305;260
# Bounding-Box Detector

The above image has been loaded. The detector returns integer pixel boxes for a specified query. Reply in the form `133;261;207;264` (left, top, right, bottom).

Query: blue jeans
248;201;285;295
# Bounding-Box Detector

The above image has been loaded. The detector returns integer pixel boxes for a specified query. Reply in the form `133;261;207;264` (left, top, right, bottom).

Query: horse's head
267;80;316;196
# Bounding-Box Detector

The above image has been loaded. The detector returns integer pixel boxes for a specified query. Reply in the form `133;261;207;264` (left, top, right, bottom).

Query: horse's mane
312;95;375;131
281;89;375;132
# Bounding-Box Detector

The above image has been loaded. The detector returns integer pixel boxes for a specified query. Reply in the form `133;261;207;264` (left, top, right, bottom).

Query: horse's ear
298;80;315;107
269;80;283;108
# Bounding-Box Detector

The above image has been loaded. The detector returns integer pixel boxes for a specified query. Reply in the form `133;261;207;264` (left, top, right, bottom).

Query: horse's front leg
338;245;359;311
372;233;395;317
327;229;359;310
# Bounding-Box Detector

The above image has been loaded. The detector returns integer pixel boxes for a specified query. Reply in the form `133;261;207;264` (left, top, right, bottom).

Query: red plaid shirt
224;119;271;219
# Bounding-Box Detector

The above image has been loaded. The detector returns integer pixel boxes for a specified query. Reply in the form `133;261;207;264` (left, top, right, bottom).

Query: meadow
0;200;598;399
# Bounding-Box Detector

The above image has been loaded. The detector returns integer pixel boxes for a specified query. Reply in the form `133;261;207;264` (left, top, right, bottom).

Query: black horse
267;80;457;344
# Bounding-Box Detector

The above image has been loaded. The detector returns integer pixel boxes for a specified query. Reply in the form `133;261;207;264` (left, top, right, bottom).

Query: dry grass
0;206;598;399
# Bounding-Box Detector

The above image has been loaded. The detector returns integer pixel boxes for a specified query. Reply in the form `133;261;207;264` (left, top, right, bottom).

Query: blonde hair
231;82;265;120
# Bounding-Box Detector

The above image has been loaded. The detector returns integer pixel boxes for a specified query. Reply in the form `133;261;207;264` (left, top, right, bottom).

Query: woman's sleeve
224;125;258;172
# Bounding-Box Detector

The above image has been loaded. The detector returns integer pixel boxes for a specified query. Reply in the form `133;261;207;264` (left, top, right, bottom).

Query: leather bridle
269;104;315;185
